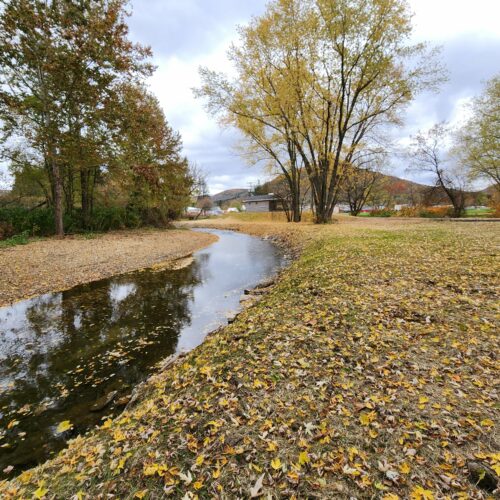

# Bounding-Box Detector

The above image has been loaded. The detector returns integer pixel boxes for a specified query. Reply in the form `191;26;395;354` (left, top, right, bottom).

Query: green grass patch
0;231;30;248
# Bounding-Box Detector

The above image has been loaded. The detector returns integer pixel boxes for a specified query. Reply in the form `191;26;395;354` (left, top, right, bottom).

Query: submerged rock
467;460;499;492
90;391;117;412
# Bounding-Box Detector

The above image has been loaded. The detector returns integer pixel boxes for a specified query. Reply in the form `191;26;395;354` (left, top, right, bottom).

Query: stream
0;229;284;476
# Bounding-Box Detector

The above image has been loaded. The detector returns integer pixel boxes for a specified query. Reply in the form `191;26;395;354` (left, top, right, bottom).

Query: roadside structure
243;194;284;213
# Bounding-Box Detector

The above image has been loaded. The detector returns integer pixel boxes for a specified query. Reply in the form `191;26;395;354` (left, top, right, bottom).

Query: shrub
0;207;55;236
397;206;420;217
0;221;15;240
418;206;453;218
369;209;395;217
395;206;455;218
490;202;500;218
0;203;174;238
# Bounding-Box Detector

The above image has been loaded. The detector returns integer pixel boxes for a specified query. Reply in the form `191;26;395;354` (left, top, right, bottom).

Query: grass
1;216;498;499
0;231;30;248
465;208;494;217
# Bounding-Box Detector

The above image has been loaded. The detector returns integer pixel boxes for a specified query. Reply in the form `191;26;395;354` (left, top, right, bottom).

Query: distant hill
252;173;492;207
211;189;250;206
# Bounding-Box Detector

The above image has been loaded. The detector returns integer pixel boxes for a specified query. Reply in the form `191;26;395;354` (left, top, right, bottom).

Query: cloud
2;1;499;193
127;0;500;192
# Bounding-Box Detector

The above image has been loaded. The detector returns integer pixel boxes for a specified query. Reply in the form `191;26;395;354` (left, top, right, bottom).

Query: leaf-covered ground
1;217;498;499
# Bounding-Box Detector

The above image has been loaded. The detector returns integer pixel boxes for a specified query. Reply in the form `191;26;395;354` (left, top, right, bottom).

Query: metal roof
243;195;279;202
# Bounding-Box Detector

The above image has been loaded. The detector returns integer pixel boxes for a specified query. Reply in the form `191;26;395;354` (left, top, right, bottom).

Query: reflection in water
0;229;283;475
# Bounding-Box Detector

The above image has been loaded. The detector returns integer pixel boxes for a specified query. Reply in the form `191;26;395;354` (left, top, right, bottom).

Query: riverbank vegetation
0;1;194;239
1;217;497;498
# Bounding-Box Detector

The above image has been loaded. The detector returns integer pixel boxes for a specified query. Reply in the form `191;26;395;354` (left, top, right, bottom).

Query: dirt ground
0;229;218;307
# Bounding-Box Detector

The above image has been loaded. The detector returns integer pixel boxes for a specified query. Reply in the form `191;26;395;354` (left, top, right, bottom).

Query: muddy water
0;229;283;476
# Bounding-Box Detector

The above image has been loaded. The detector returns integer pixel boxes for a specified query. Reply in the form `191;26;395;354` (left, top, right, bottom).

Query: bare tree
408;123;468;217
339;147;385;215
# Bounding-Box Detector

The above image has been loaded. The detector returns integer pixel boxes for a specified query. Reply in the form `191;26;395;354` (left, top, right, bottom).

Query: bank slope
1;220;498;499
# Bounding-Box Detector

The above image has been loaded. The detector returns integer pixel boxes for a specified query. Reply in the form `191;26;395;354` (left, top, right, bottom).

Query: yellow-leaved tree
196;0;445;223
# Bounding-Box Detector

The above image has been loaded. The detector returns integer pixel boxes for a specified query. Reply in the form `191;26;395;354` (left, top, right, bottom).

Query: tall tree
197;0;444;223
112;84;192;223
0;0;153;235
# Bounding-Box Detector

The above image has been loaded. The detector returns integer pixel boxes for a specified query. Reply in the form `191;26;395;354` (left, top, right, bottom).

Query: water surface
0;229;283;475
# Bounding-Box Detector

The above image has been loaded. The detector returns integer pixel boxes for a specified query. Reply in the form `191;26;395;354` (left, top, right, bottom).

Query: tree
197;0;444;223
113;84;192;223
409;123;468;217
455;75;500;192
0;0;153;236
188;163;210;202
262;172;311;222
339;147;385;215
195;196;213;219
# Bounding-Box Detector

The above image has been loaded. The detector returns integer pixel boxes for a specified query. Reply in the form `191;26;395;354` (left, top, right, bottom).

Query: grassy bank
1;217;498;498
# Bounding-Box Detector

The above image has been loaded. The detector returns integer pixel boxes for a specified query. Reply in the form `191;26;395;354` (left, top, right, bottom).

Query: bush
395;206;455;218
0;221;15;240
0;203;174;239
397;206;420;217
0;207;55;236
369;209;395;217
490;202;500;218
417;206;454;218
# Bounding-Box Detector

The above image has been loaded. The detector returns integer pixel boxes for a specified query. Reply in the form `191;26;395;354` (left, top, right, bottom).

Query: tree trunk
52;159;64;238
292;209;301;223
81;169;90;229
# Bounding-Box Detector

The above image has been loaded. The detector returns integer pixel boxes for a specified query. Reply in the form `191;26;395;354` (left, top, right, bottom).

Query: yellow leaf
298;451;310;465
382;495;400;500
193;480;203;490
34;481;48;499
480;419;494;427
135;490;148;499
143;463;160;476
266;441;278;452
271;458;282;470
212;468;221;479
399;462;411;474
359;411;376;426
195;454;204;466
410;485;434;500
19;471;33;484
101;419;113;429
113;429;126;442
419;396;429;405
56;420;73;434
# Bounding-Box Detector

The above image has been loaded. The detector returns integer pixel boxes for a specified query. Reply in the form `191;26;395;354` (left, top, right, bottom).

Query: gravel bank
0;229;218;307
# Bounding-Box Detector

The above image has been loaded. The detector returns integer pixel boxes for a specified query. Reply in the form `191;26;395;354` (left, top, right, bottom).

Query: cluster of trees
196;0;444;223
0;0;193;237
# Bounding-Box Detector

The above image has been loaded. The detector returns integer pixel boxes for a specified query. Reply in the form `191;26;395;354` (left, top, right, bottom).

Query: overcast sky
126;0;500;193
1;0;499;192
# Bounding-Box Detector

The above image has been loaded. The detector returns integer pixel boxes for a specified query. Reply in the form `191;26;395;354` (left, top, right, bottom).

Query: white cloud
410;0;500;41
2;1;499;192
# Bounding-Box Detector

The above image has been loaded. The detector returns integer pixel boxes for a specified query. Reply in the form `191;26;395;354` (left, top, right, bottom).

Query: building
243;194;283;213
